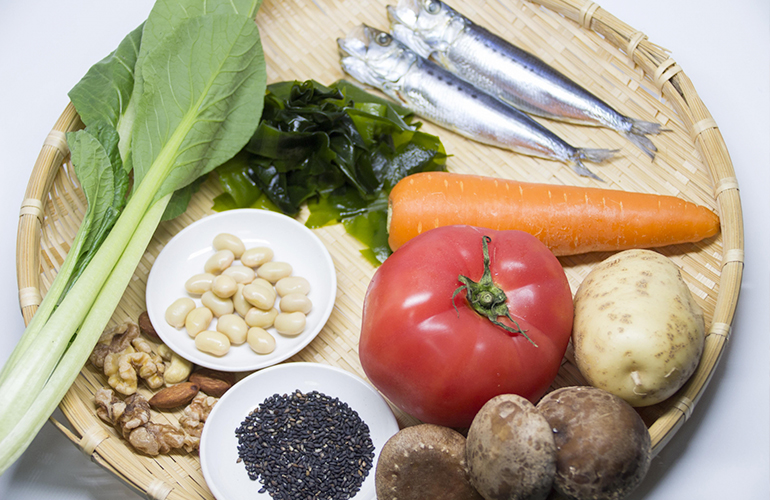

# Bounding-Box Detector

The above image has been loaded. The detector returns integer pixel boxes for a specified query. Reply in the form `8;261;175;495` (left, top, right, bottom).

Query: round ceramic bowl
145;209;337;372
200;362;400;500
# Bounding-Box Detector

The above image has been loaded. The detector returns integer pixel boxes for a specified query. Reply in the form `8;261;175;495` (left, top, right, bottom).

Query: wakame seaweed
212;79;447;265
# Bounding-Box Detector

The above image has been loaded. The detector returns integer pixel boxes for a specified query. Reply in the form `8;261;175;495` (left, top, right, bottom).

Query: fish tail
625;119;664;159
579;147;618;164
570;147;617;181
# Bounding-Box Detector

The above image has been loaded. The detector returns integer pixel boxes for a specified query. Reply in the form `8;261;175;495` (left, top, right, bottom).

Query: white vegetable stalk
0;194;170;474
0;153;173;434
0;221;90;385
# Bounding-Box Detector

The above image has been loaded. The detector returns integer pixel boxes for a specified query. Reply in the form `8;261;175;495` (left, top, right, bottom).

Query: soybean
185;273;215;295
241;246;274;268
247;327;276;355
222;265;256;284
212;274;238;299
217;314;248;345
275;276;311;296
242;281;276;310
257;261;293;283
232;284;252;317
244;307;279;329
279;293;312;314
185;307;213;338
195;330;231;356
204;249;235;274
274;311;306;336
213;233;245;258
165;297;196;328
201;290;234;317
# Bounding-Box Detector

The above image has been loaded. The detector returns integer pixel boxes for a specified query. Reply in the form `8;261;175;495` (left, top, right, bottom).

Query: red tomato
359;225;573;428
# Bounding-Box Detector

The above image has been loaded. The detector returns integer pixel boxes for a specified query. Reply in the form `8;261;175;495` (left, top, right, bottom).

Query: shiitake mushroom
466;394;557;500
375;423;483;500
537;386;652;500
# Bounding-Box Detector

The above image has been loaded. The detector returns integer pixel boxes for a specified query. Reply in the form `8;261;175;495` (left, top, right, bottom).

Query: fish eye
426;0;442;14
375;32;392;46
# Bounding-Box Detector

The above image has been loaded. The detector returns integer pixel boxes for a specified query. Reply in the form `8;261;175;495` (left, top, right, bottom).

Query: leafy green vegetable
214;79;447;264
61;123;130;297
0;1;267;473
123;0;263;163
141;0;263;51
67;23;143;132
130;13;266;199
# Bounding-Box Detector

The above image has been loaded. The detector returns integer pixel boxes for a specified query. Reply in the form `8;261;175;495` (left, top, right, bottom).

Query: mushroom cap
375;424;483;500
537;386;652;500
466;394;556;500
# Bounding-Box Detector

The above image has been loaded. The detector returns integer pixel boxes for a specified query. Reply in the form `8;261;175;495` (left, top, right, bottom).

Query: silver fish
388;0;663;158
337;24;615;179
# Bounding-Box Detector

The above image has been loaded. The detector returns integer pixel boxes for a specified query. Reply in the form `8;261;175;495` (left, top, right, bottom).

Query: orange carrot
387;172;720;255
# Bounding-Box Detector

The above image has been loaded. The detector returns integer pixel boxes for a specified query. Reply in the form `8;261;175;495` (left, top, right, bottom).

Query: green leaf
124;0;263;163
63;123;131;299
130;13;266;200
162;175;207;221
83;121;129;211
67;22;143;129
67;129;117;242
142;0;262;52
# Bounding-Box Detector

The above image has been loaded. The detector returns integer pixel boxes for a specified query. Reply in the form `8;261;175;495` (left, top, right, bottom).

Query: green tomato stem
453;235;537;347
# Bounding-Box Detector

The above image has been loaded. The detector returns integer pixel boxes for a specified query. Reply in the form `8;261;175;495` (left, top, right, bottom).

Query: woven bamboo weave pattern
15;0;742;498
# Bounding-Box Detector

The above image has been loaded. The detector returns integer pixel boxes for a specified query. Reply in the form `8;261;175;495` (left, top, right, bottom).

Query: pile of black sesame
235;390;375;500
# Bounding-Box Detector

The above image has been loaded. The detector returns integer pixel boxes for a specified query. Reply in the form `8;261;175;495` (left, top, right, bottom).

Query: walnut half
94;388;185;456
91;322;165;395
94;387;218;456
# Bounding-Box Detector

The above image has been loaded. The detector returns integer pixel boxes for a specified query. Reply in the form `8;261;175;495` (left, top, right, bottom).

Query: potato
537;386;651;500
466;394;556;500
572;249;705;407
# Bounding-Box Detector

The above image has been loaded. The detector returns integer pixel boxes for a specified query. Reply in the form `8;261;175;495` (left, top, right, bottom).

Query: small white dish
200;362;399;500
145;209;337;372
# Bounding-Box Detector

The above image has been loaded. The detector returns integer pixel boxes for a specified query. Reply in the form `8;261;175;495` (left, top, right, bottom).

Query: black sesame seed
235;389;375;500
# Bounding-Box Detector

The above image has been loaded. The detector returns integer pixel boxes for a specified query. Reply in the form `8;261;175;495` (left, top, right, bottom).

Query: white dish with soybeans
145;209;337;372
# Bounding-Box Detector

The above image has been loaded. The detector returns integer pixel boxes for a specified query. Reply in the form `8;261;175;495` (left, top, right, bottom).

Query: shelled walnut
94;387;218;455
90;323;140;370
91;319;219;455
91;322;165;395
179;392;218;452
94;388;185;455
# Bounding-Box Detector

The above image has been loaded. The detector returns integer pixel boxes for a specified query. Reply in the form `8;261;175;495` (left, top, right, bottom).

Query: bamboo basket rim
15;0;744;498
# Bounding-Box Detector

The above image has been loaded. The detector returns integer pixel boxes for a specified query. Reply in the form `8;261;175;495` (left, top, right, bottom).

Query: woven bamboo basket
15;0;743;498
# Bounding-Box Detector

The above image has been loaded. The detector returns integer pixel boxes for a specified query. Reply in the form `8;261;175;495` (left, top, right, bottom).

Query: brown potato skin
375;424;483;500
537;386;651;500
467;394;556;500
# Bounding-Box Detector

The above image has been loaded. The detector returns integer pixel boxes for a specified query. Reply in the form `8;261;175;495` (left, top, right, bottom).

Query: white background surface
0;0;767;499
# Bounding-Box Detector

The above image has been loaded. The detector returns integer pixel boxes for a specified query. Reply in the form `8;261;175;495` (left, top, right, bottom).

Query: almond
138;311;160;341
189;369;234;398
149;382;199;409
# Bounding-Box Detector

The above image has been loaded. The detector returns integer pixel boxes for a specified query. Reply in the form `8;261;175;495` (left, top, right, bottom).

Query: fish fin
570;159;604;181
571;148;617;181
626;119;664;159
579;147;618;164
